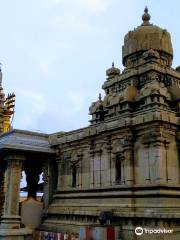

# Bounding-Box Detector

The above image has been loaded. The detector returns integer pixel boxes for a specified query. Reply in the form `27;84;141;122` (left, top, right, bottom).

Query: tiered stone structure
0;7;180;240
41;8;180;239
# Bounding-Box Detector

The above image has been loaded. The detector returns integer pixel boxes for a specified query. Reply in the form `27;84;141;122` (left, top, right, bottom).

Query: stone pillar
107;145;112;186
0;162;5;216
56;157;62;191
164;141;171;183
0;155;25;229
177;136;180;184
143;143;151;184
0;154;32;239
153;141;166;184
42;156;56;210
42;158;50;210
120;153;125;184
94;149;102;188
111;153;116;185
90;149;95;188
123;145;134;185
76;153;83;189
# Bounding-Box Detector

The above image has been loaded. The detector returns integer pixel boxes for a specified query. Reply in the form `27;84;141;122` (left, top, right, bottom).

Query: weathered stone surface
21;198;43;229
41;7;180;239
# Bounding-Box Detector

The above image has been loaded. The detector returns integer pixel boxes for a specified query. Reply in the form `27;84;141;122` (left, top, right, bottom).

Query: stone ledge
0;227;32;236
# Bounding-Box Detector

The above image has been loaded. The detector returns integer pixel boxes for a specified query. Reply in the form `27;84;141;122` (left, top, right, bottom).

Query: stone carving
141;130;170;145
112;139;124;154
139;78;171;100
68;149;83;164
143;49;160;60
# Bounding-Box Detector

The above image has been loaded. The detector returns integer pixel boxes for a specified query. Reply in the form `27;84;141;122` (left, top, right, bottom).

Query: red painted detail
107;227;115;240
86;226;92;240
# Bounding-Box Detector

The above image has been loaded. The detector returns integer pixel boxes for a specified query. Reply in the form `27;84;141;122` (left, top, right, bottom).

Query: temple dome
122;7;173;67
106;62;120;78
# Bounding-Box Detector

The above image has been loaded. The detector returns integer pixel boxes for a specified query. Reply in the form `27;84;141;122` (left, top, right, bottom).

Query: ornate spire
98;93;102;101
142;6;151;26
106;62;120;78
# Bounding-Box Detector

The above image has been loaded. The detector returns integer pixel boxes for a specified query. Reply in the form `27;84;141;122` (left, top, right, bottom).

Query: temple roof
122;7;173;67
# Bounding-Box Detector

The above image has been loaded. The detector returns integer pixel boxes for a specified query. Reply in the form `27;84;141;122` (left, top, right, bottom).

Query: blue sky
1;0;180;133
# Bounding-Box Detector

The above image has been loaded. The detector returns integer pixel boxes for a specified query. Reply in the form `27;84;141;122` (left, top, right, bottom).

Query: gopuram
0;7;180;240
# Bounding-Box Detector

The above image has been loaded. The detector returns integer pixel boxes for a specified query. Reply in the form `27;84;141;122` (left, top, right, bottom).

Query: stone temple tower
42;7;180;239
31;7;180;239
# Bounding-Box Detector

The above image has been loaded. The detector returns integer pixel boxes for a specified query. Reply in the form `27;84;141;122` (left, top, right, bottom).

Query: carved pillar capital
164;140;170;149
95;149;102;157
4;154;26;162
89;149;95;158
141;130;170;147
122;134;133;149
143;143;150;148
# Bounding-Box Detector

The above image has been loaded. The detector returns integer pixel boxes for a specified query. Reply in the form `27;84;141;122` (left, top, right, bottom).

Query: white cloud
13;87;89;132
17;113;33;129
17;89;46;114
78;0;111;13
48;0;111;12
51;13;103;34
48;0;65;5
14;89;47;130
65;89;89;112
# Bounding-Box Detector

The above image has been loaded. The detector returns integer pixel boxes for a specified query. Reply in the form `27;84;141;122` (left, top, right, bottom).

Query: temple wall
57;132;180;191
